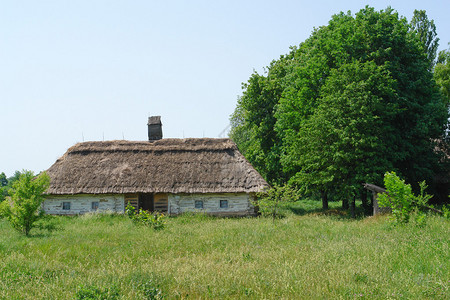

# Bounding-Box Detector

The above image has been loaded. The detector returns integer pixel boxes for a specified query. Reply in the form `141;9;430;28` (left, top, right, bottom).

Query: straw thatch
46;138;269;195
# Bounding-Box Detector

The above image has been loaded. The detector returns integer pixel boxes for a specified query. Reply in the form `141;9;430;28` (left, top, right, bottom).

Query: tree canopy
230;6;449;207
410;9;439;70
435;43;450;105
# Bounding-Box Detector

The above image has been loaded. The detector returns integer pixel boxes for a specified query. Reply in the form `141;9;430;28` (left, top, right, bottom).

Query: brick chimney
148;116;162;141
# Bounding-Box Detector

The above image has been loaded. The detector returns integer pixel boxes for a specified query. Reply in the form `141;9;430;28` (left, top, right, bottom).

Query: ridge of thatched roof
46;138;268;195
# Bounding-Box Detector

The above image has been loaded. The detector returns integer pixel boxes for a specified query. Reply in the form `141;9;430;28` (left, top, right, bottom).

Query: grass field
0;200;448;299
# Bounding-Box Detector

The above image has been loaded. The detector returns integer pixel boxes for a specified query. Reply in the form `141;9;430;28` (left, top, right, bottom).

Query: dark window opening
139;193;154;211
62;202;71;210
92;202;99;210
195;200;203;209
220;200;228;208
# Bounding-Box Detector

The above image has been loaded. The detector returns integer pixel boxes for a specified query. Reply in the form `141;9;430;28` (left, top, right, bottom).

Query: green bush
0;199;8;218
0;187;5;203
125;202;166;230
257;185;300;220
442;205;450;219
34;214;62;233
378;172;432;224
0;171;50;235
125;202;136;218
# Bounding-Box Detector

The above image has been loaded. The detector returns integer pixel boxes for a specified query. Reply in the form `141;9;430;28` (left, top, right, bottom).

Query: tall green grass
0;202;448;299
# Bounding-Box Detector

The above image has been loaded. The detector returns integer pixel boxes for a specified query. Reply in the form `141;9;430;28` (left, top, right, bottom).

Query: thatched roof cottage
44;117;268;216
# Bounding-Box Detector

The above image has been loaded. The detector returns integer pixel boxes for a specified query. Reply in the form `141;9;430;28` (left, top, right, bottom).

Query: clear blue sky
1;0;449;177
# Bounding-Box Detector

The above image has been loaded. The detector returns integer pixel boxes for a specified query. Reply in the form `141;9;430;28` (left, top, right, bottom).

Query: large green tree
289;61;398;210
231;6;449;209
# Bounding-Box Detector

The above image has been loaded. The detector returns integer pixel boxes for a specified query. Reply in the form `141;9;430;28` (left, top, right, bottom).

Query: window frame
220;200;228;209
195;200;204;209
92;201;99;211
62;202;71;210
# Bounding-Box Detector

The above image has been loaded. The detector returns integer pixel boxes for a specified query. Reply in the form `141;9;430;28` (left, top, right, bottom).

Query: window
195;200;203;209
62;202;71;210
220;200;228;208
92;202;99;211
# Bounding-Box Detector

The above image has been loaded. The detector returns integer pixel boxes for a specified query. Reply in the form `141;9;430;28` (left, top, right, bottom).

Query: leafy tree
289;60;398;208
0;172;8;202
433;44;450;202
282;7;447;205
231;6;449;211
0;172;7;187
0;171;50;236
435;44;450;105
410;9;439;69
230;55;293;184
1;170;25;203
8;170;23;184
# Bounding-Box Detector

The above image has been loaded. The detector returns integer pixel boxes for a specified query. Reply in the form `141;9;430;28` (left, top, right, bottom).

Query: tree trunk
361;188;371;216
350;196;356;218
342;198;349;209
321;191;329;210
369;192;374;215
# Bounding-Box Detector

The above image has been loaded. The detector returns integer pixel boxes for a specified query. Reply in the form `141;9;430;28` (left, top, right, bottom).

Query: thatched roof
46;138;269;195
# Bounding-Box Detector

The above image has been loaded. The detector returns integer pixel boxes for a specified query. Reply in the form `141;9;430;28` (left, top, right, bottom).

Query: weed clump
75;284;120;300
125;203;166;230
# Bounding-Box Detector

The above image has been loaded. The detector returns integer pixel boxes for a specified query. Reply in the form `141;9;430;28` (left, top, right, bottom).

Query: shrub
0;171;50;235
257;185;300;220
126;202;166;230
34;214;62;233
0;187;5;203
441;205;450;219
125;202;136;218
378;172;432;224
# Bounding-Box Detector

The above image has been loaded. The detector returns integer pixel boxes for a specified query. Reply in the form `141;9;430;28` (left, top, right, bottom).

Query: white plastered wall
43;194;125;215
168;193;254;215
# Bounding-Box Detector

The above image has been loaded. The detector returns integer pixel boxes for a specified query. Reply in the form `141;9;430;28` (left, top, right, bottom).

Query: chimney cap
148;116;162;125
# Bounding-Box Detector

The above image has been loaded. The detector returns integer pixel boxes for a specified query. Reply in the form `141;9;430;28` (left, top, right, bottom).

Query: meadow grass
0;201;448;299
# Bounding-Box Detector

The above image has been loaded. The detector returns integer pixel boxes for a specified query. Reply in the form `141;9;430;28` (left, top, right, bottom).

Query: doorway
139;193;154;211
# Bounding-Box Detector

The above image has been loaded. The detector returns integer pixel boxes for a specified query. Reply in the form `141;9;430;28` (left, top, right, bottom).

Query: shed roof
46;138;269;195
